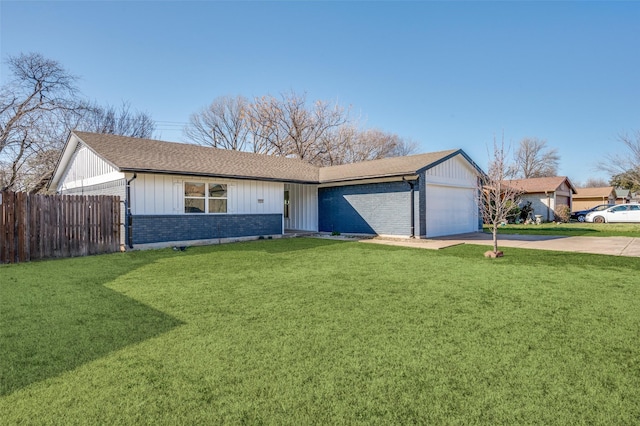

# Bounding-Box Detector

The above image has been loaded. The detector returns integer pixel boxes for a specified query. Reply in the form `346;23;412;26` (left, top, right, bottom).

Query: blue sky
1;1;639;185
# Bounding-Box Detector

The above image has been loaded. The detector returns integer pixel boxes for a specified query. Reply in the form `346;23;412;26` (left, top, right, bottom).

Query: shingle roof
574;186;616;198
73;132;320;183
63;132;480;186
506;176;576;193
319;149;463;183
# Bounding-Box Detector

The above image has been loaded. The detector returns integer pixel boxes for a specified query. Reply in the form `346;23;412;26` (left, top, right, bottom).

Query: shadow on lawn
0;253;184;396
207;236;349;254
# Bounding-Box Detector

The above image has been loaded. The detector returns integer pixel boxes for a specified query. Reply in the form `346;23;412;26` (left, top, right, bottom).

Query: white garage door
426;185;478;237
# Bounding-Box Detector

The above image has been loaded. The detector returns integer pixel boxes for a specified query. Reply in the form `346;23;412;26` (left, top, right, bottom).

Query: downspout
126;173;137;249
404;177;416;238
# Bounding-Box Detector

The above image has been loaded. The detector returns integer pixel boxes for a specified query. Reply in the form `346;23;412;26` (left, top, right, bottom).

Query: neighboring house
50;132;484;249
509;176;577;221
573;186;617;211
613;188;639;204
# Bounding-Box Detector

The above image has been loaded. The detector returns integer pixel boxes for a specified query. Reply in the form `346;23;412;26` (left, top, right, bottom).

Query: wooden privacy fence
0;191;121;264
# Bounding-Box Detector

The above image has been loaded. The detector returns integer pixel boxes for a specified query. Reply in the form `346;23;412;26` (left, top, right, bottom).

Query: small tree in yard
481;136;522;257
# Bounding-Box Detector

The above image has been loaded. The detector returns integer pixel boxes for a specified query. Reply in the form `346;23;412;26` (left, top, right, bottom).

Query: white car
585;203;640;223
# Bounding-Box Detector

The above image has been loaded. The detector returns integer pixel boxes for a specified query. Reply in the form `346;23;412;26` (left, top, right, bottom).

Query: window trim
184;181;228;214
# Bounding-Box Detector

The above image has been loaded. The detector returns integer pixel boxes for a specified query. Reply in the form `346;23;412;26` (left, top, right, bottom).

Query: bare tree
183;95;249;150
254;91;349;164
481;135;522;256
1;52;156;192
391;138;419;157
185;91;417;166
514;137;560;178
0;52;82;192
582;177;610;188
246;94;290;155
599;131;640;191
78;101;155;138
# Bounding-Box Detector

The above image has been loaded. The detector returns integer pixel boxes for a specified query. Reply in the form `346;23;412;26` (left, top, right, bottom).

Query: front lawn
2;238;639;424
485;222;640;237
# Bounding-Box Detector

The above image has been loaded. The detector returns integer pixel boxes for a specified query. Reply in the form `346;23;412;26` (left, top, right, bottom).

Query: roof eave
417;149;486;177
119;168;318;185
319;172;419;184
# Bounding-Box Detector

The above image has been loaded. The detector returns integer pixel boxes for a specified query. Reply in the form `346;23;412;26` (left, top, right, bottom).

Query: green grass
2;238;640;424
485;222;640;237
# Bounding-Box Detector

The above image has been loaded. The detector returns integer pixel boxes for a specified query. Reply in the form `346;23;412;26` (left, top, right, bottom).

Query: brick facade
131;214;282;244
318;181;415;236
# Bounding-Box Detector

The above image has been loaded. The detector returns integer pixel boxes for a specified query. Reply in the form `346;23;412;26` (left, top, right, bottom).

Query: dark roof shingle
74;132;320;183
507;176;575;193
319;149;462;183
574;186;616;198
69;132;479;185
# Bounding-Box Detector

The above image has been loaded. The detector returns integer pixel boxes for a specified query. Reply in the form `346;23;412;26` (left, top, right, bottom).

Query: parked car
584;203;640;223
571;204;614;222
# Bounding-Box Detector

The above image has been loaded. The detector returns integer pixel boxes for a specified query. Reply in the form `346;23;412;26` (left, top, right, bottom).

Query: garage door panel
426;185;477;237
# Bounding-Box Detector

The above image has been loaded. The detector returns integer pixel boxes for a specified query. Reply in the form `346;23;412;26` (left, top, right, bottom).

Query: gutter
126;173;137;248
403;176;418;238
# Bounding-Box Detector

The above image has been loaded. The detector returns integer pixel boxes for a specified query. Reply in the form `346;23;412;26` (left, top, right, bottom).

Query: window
208;183;227;213
185;182;227;213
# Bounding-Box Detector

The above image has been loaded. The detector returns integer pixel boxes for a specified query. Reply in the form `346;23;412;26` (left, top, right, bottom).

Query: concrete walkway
360;232;640;257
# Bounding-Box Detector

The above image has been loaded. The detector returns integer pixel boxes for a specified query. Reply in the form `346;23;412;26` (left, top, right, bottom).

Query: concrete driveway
360;232;640;257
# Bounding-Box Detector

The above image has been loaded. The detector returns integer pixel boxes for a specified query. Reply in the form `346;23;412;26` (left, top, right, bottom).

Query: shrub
554;205;571;222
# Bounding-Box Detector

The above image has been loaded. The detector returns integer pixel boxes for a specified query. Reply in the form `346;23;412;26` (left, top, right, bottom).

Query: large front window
185;182;227;213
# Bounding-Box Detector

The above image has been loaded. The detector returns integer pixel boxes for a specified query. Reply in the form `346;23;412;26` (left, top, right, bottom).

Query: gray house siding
318;181;414;236
131;214;283;244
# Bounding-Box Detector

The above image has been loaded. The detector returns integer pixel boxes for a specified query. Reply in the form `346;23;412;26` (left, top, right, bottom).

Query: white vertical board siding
424;155;478;187
285;184;318;231
59;144;122;191
424;155;480;237
130;174;284;216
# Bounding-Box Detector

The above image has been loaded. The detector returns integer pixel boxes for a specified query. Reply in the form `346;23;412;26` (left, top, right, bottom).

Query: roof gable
507;176;577;194
319;149;482;183
71;131;320;183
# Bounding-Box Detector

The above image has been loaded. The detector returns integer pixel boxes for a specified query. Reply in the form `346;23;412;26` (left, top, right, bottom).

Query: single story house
509;176;577;222
572;186;616;211
50;132;485;249
614;188;639;204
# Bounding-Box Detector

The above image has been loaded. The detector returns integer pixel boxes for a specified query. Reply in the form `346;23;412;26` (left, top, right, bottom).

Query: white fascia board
60;171;126;190
50;133;80;189
318;175;418;188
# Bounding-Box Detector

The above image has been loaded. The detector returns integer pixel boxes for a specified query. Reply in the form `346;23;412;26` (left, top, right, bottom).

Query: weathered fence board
0;191;121;264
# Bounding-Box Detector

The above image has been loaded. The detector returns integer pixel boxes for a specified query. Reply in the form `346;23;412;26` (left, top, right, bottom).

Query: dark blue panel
131;214;282;244
318;181;413;236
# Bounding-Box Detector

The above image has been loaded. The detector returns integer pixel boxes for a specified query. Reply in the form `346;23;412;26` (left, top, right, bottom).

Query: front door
283;183;319;232
284;189;291;229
